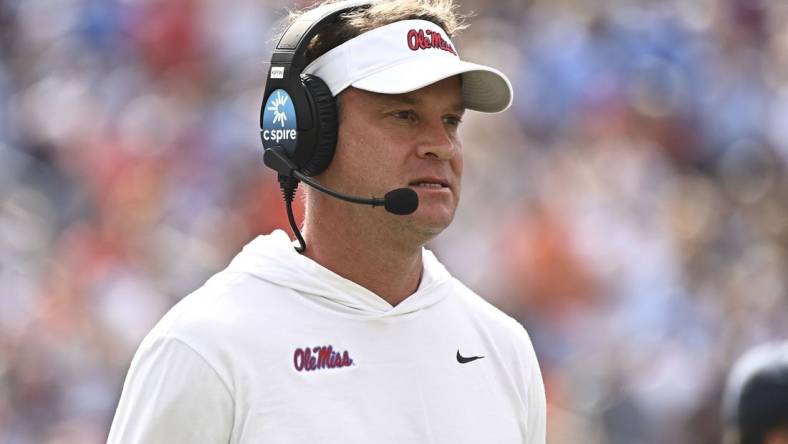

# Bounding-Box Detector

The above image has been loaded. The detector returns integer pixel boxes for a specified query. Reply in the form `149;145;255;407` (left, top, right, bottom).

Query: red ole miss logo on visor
407;29;457;55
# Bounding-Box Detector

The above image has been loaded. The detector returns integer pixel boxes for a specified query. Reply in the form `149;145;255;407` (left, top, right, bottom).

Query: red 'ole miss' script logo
293;345;354;372
407;29;457;55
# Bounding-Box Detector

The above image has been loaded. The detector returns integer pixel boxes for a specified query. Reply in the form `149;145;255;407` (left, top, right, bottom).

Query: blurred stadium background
1;0;787;442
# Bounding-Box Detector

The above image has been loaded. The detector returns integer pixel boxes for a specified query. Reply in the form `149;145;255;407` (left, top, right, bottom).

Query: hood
225;230;453;319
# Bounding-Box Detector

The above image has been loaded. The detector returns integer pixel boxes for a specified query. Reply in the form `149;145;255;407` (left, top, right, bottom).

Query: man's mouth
408;178;449;189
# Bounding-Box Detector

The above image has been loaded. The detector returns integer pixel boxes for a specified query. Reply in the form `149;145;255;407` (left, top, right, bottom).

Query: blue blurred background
1;0;786;442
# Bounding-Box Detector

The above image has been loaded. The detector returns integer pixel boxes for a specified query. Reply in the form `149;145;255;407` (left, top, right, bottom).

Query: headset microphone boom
262;146;419;216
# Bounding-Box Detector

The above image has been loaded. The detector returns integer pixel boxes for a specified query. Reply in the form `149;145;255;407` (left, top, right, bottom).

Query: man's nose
415;120;457;160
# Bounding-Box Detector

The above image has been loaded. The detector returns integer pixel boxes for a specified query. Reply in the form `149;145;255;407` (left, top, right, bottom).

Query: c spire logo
261;89;298;154
268;91;289;127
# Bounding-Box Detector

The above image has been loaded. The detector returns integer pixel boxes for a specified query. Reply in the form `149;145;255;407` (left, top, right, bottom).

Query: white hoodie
108;230;546;443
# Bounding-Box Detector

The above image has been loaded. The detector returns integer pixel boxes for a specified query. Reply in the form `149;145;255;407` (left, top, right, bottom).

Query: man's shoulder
446;279;532;344
140;268;289;356
445;280;543;400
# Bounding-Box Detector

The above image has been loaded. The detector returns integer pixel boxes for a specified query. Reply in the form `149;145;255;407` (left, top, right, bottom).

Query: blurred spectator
722;341;788;444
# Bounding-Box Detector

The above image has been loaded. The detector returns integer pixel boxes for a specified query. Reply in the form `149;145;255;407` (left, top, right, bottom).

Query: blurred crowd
0;0;786;443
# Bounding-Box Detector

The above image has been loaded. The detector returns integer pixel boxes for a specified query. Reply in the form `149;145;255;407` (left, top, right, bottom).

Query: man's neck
301;207;425;307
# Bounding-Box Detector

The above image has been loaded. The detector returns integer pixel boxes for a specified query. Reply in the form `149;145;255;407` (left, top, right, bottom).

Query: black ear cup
299;74;338;176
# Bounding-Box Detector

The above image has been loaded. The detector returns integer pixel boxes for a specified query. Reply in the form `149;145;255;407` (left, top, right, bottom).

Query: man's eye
444;115;463;127
393;110;416;122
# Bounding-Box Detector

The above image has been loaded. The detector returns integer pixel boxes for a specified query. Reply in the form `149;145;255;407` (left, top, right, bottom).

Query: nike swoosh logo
456;350;484;364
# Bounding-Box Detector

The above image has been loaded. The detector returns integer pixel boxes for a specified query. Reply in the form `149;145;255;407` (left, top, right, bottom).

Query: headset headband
271;0;372;71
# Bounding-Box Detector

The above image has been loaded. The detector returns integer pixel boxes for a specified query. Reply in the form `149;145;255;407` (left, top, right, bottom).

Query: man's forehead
366;79;465;111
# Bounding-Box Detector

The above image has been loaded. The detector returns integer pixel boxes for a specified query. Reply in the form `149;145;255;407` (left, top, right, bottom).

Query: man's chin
407;209;455;238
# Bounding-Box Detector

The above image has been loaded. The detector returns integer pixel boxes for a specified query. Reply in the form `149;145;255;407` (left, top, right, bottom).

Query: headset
260;0;418;252
260;0;371;177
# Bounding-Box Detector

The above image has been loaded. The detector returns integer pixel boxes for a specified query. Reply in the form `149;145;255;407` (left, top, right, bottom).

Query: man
107;1;546;442
722;341;788;444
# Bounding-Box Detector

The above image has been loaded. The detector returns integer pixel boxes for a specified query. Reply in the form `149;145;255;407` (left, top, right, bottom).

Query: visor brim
350;59;513;113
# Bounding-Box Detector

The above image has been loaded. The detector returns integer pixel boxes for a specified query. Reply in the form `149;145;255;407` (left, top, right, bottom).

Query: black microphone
381;188;419;216
263;147;419;215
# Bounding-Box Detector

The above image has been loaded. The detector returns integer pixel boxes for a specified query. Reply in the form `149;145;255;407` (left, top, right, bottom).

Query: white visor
302;19;513;113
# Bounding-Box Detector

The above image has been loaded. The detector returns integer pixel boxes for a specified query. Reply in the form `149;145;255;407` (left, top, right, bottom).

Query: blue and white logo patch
262;89;297;154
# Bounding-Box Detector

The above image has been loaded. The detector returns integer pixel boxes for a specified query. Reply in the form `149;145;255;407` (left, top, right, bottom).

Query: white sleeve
525;344;547;444
517;327;547;444
107;336;234;444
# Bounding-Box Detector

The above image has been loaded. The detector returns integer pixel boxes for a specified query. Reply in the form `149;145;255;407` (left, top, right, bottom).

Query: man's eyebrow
373;94;466;113
374;94;420;107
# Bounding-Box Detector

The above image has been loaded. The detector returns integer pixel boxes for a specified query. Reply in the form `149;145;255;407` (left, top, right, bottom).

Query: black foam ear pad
299;74;338;176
